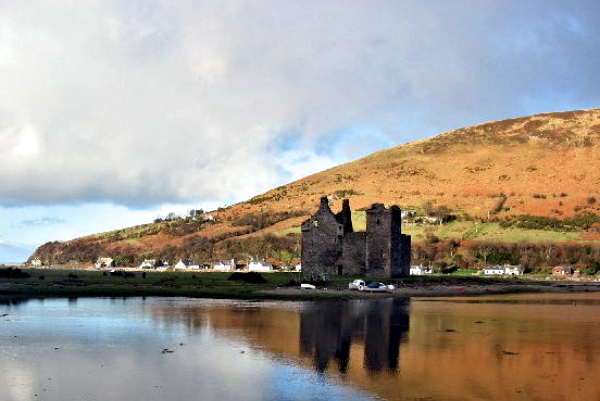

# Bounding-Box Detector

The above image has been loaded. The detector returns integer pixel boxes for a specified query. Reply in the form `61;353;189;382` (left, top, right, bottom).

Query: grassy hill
32;108;600;271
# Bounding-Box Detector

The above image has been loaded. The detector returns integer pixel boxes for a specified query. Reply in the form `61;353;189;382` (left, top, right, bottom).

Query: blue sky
1;0;600;262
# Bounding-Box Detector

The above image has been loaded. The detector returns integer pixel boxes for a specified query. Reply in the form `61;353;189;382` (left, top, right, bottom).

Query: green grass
275;226;301;236
0;268;535;303
276;217;590;243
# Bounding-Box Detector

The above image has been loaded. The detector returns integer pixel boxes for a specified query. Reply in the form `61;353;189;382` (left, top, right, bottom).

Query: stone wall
365;204;392;277
339;232;367;275
301;197;343;277
301;197;411;278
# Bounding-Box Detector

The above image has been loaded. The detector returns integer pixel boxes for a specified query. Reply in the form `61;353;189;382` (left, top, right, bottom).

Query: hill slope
32;108;600;267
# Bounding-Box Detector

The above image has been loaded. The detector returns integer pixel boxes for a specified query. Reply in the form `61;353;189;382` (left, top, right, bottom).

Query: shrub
491;194;507;215
231;210;307;231
227;272;267;284
0;268;30;278
333;189;363;198
588;196;597;205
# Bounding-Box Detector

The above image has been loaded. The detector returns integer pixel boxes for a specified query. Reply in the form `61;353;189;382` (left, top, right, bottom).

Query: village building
30;258;43;267
504;265;524;275
248;259;274;272
139;259;156;269
95;257;114;268
483;266;504;275
175;260;201;270
213;259;236;271
552;266;573;276
301;197;411;278
410;265;434;275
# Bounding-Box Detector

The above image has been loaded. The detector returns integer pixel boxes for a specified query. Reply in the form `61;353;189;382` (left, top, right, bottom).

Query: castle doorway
337;265;343;275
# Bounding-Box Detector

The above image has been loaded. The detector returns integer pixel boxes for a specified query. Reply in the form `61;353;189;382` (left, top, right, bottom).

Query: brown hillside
33;108;600;265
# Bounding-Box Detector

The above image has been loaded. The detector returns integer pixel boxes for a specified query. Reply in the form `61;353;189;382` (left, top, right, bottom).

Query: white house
31;258;43;267
213;259;235;271
175;260;201;270
140;259;156;269
410;265;434;275
95;257;114;268
294;263;302;272
504;265;524;275
248;259;273;272
483;266;504;275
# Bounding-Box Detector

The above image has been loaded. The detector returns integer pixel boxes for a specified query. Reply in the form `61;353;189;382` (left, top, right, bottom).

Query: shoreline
261;282;600;299
2;269;600;303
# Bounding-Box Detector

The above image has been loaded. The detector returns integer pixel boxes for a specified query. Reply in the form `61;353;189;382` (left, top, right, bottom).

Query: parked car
348;279;366;290
300;283;316;290
360;282;395;292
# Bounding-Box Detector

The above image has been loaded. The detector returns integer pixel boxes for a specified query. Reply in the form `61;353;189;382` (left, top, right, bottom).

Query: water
0;293;599;401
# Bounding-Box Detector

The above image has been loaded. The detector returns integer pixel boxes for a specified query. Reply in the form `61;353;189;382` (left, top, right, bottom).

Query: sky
1;0;600;262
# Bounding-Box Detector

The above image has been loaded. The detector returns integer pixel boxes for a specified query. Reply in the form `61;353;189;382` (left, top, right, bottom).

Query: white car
300;283;316;290
360;282;395;292
348;279;366;290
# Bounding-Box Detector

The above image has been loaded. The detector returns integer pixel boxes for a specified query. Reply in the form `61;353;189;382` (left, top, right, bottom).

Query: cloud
0;240;35;263
17;217;66;227
0;1;600;208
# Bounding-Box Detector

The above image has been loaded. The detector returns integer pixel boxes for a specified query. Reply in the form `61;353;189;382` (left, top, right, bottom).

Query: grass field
0;268;532;302
276;212;589;243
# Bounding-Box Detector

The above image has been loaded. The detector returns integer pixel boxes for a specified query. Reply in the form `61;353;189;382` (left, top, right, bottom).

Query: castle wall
339;232;367;275
301;198;343;277
365;204;392;277
389;206;404;278
301;197;411;278
399;234;411;276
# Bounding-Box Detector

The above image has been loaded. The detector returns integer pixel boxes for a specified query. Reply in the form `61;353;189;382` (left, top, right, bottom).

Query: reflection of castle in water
299;298;410;374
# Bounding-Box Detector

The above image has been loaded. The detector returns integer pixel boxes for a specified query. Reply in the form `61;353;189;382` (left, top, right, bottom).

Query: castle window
376;219;380;225
313;220;319;227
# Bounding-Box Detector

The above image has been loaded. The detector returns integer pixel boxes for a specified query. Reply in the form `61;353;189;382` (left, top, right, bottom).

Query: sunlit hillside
32;108;600;267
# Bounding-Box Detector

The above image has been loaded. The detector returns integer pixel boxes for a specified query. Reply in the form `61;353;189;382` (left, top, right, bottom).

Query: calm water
1;293;599;401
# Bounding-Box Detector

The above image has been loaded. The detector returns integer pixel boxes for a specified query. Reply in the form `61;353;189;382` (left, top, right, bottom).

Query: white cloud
0;1;599;208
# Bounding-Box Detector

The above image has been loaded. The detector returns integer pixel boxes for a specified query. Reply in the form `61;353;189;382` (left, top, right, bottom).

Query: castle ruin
301;197;411;278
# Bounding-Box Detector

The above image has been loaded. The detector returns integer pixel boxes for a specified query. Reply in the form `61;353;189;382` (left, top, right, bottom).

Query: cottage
248;259;273;272
483;266;504;275
31;258;43;267
410;265;434;275
213;259;235;271
552;266;573;276
504;265;524;275
95;257;114;268
175;260;201;270
294;263;302;272
139;259;156;269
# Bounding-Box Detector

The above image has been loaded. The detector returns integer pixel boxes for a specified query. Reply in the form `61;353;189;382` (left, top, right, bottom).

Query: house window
313;220;319;227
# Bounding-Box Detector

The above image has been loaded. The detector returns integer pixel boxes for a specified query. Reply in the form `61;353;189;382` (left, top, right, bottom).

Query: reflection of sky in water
2;294;600;401
0;298;377;401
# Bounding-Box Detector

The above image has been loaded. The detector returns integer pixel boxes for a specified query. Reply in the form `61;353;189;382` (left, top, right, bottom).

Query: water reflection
299;299;409;374
2;294;600;401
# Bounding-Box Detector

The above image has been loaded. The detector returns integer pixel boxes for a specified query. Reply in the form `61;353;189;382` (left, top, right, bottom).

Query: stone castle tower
301;197;410;278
